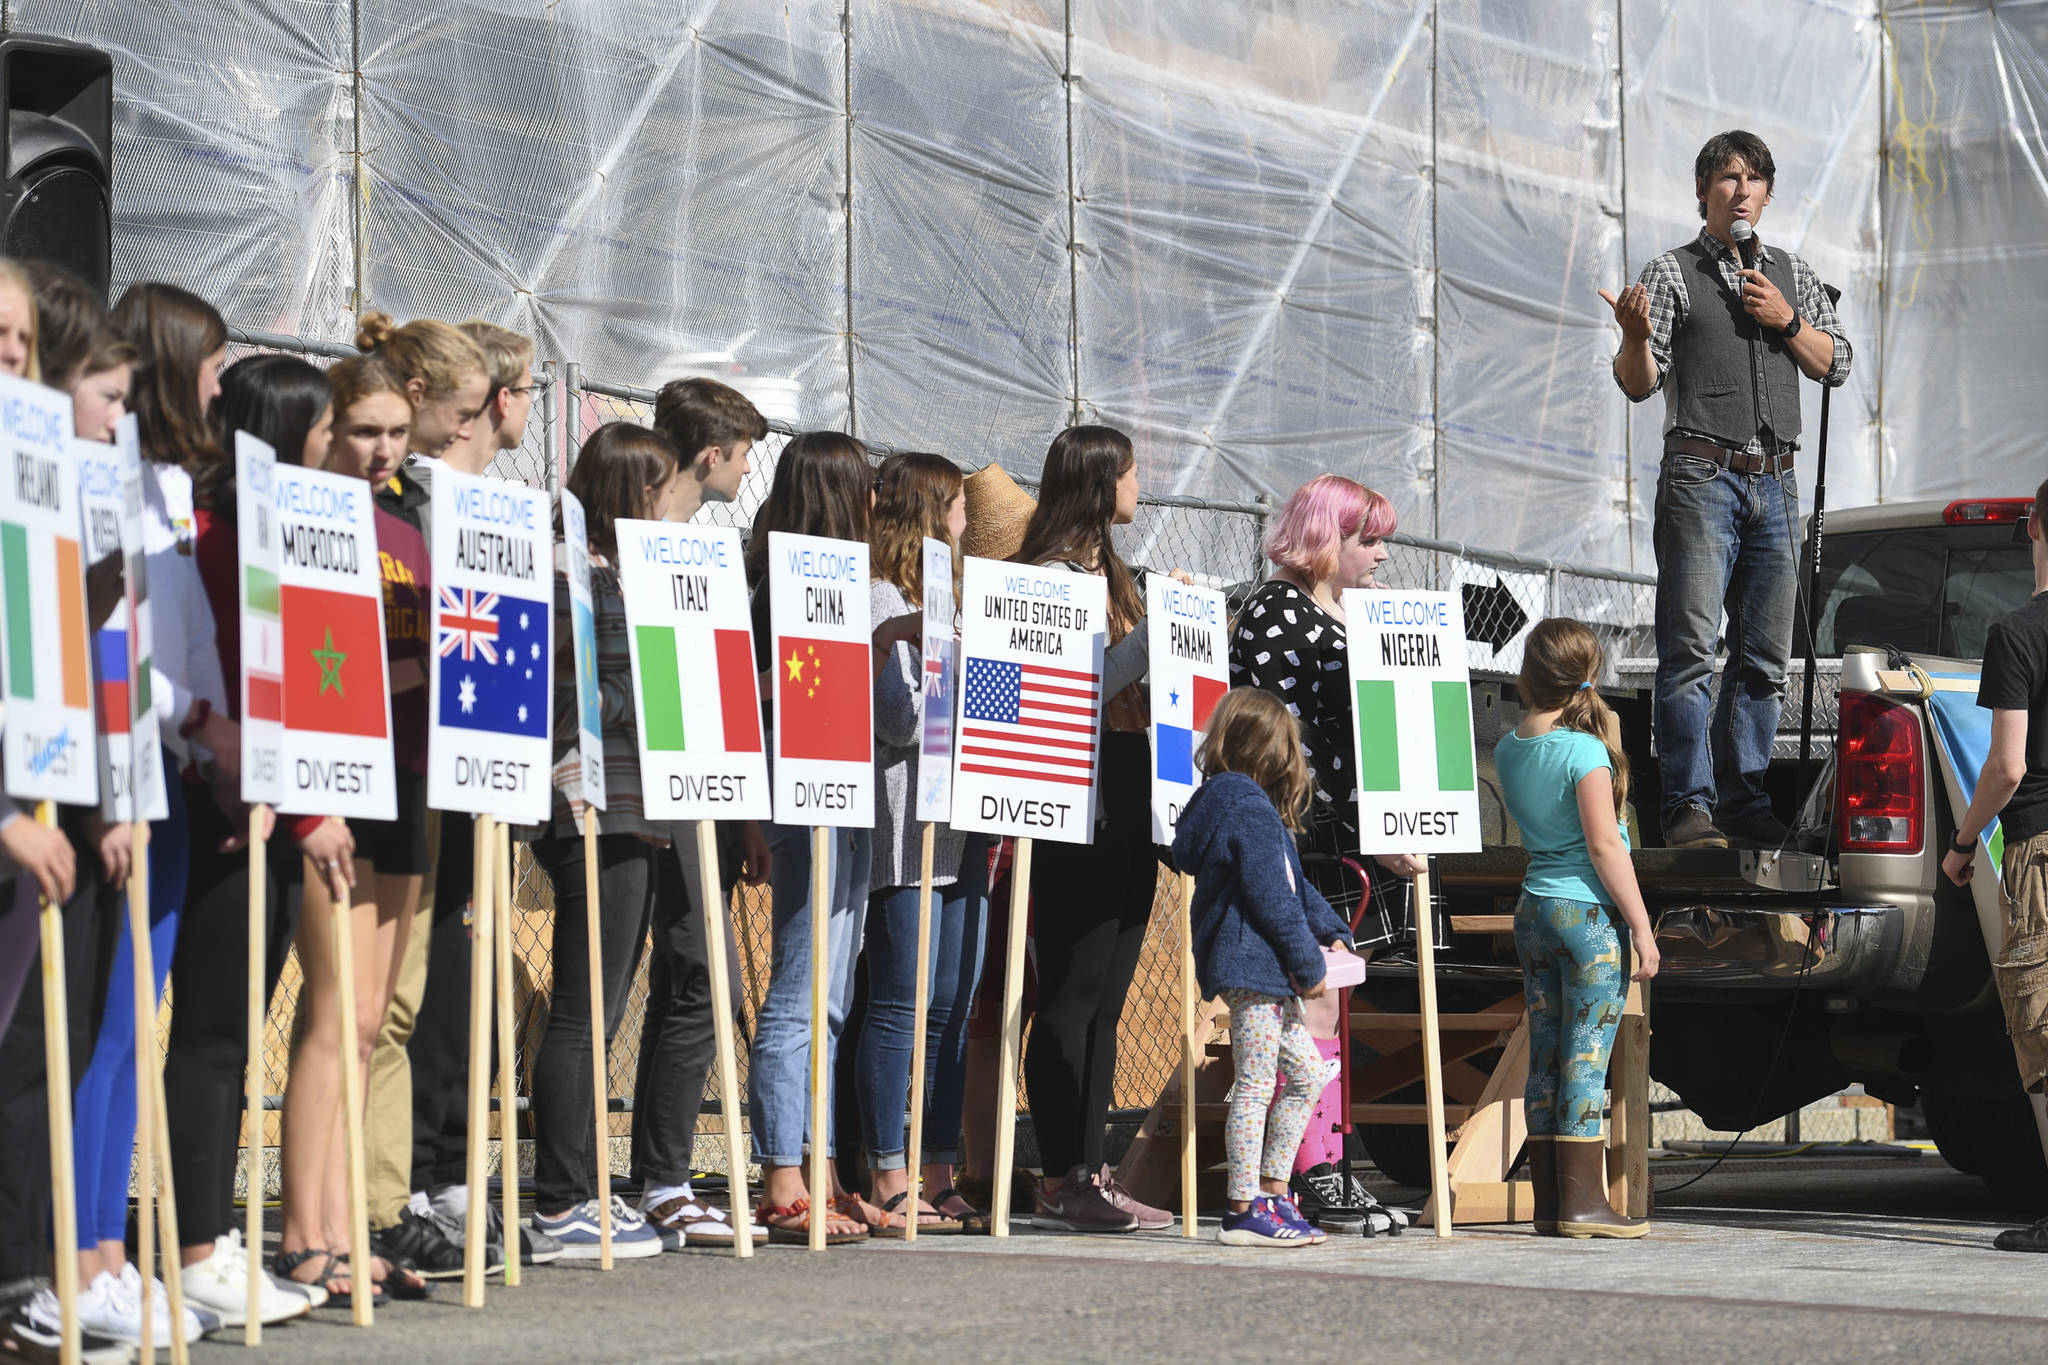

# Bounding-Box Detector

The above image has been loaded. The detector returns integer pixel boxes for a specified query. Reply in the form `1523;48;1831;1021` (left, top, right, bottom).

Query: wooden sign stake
461;814;496;1307
904;823;936;1243
146;1029;190;1364
807;825;829;1252
1179;871;1198;1238
495;822;521;1288
243;805;269;1344
694;820;753;1257
330;879;373;1327
990;837;1033;1237
581;810;613;1269
1413;863;1452;1238
35;803;80;1365
125;820;156;1360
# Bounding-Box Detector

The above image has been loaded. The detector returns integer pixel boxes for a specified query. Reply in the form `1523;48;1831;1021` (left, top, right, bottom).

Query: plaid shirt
1618;227;1852;454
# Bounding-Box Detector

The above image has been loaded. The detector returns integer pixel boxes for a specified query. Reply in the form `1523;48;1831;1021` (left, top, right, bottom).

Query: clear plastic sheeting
10;1;2044;573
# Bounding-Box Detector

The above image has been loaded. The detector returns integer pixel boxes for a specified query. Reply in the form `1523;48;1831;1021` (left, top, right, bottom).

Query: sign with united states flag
950;556;1106;845
427;469;553;824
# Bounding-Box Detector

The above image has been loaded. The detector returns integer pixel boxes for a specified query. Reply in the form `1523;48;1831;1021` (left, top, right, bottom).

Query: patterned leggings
1514;893;1628;1139
1222;990;1322;1202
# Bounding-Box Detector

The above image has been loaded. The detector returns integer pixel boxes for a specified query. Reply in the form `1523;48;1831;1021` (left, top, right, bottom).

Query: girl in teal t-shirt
1494;618;1659;1240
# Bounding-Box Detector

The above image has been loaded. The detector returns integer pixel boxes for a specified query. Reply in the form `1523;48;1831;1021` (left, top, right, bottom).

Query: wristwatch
1780;312;1804;340
1951;832;1976;856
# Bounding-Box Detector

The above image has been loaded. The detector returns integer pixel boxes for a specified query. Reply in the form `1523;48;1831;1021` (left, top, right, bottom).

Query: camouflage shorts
1997;830;2048;1094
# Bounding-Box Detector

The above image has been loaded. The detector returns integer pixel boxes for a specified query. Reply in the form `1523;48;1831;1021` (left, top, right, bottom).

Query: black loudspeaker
0;34;112;296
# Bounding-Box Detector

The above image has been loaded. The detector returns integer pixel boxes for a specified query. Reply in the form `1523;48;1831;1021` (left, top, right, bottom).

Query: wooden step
1349;1103;1478;1125
1450;914;1515;933
1349;1012;1522;1034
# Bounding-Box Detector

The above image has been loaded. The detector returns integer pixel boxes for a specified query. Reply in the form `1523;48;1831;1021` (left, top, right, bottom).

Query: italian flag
1355;679;1475;793
635;625;760;754
3;522;90;709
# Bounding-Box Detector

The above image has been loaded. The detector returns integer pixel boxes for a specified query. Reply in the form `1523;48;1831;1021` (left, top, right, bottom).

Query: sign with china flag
235;431;286;806
427;469;553;825
1146;574;1227;844
0;374;97;806
78;419;166;821
949;556;1106;845
273;463;396;821
767;531;873;827
616;518;767;821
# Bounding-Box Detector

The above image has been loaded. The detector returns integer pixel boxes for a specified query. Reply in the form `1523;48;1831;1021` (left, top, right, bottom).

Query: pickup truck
1404;496;2048;1208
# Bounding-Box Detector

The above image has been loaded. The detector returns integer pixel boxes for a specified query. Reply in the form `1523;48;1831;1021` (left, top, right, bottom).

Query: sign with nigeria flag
615;519;766;821
427;469;553;825
0;374;96;806
1343;587;1481;854
79;419;166;821
1147;574;1226;843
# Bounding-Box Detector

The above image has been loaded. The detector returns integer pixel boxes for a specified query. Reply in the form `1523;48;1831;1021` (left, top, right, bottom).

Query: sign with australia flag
427;469;552;825
1145;574;1227;843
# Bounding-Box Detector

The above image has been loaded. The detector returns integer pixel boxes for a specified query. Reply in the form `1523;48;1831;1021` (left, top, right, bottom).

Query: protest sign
767;531;873;827
274;464;396;820
1146;575;1227;844
914;536;956;823
427;469;554;825
560;490;605;813
78;421;166;820
235;431;286;806
615;518;767;821
949;556;1106;844
0;375;96;806
1344;587;1481;855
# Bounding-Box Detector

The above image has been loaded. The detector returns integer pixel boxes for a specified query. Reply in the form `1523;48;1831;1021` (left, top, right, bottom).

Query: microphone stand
1795;281;1844;804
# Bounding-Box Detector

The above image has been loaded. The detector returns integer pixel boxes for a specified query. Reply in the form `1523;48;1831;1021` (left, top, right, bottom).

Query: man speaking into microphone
1599;130;1852;849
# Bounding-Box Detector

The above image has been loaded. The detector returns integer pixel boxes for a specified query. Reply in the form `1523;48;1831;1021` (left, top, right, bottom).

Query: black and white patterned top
1231;579;1355;846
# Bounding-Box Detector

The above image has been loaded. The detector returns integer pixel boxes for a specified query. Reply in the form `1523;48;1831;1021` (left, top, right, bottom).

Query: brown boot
1526;1138;1559;1235
1555;1138;1646;1239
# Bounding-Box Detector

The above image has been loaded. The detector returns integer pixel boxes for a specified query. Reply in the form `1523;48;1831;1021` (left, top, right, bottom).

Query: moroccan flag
777;635;869;762
3;524;91;707
281;583;387;738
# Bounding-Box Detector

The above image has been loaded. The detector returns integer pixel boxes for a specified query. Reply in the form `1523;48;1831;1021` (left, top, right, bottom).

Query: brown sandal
873;1190;963;1237
760;1198;867;1246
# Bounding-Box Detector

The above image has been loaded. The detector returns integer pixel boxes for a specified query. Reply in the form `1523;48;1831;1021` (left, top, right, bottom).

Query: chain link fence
220;328;1655;1154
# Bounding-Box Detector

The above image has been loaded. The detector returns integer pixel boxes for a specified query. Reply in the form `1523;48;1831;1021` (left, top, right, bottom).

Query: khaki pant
1997;829;2048;1095
366;809;438;1228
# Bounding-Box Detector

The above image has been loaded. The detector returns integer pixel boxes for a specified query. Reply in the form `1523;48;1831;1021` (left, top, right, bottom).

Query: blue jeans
748;820;872;1167
855;836;991;1169
1652;451;1799;828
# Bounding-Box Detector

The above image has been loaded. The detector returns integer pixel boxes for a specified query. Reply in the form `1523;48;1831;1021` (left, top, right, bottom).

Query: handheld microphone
1730;217;1757;271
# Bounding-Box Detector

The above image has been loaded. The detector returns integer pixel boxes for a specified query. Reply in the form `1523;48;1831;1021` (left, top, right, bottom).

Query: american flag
438;587;500;663
959;656;1098;787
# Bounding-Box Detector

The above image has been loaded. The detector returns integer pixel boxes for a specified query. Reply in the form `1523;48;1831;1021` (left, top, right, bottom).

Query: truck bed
1435;845;1831;900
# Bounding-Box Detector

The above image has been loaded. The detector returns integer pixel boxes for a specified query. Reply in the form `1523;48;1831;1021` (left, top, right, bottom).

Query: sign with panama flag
235;430;286;805
950;556;1107;845
615;518;766;820
1146;574;1227;844
1344;587;1481;854
768;530;873;827
915;536;957;823
273;463;396;820
78;418;166;821
560;489;605;813
428;468;553;825
0;373;97;806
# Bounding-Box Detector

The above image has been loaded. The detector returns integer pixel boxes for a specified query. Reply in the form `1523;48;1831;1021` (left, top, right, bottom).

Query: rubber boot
1554;1137;1646;1239
1526;1137;1559;1236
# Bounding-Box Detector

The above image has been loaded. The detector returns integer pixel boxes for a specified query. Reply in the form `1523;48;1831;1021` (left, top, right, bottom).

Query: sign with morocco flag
767;530;873;827
0;374;96;806
274;463;396;820
79;420;166;821
1343;587;1480;855
615;518;766;821
427;469;553;824
1146;574;1227;844
235;431;286;806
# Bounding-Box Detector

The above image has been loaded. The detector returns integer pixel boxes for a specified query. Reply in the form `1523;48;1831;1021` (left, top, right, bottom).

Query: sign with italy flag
615;519;766;821
235;431;286;806
79;419;166;821
1344;587;1480;854
560;490;604;813
0;374;96;806
768;531;873;827
914;536;957;823
428;469;553;825
1146;574;1227;843
274;463;396;820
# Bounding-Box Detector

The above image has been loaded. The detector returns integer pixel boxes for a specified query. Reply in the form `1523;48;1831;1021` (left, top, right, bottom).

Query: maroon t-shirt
374;504;431;774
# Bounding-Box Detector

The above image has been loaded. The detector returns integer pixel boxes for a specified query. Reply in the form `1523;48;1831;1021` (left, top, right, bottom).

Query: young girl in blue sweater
1172;687;1357;1246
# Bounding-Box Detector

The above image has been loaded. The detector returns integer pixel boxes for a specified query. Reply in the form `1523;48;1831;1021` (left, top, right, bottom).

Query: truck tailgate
1437;845;1830;902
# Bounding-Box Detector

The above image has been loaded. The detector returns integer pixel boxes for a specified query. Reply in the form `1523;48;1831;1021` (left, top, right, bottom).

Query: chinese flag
281;584;388;738
1191;674;1227;730
776;635;869;762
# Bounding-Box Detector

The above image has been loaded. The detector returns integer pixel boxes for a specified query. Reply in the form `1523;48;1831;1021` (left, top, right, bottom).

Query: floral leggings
1222;989;1323;1202
1513;893;1629;1139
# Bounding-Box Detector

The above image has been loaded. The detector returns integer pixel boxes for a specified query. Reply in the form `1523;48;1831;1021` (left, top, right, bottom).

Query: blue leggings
71;766;189;1247
1513;892;1627;1140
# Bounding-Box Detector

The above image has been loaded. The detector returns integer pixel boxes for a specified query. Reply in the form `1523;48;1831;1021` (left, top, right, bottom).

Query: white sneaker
179;1232;311;1327
76;1266;210;1348
8;1288;132;1365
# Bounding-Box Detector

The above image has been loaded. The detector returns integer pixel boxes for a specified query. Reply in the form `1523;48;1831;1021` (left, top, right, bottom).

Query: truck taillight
1837;691;1923;852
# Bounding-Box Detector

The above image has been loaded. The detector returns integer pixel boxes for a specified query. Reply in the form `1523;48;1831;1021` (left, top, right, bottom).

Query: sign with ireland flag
1147;574;1227;843
0;374;96;806
79;420;166;821
235;430;286;806
767;531;873;827
615;519;766;821
1343;587;1481;854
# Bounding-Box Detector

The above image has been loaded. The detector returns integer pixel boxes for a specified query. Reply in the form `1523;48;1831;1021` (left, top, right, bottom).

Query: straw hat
961;462;1038;562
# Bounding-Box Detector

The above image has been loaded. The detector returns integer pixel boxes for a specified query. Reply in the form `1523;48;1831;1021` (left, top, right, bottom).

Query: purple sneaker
1217;1195;1317;1247
1274;1194;1328;1243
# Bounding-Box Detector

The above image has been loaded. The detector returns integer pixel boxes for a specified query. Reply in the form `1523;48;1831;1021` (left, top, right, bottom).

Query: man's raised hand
1597;282;1652;343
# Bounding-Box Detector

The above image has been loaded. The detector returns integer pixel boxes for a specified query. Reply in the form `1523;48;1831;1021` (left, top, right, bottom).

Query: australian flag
437;586;549;737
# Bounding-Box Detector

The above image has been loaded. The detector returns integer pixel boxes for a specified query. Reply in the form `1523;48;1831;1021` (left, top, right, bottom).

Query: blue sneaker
1217;1195;1318;1248
531;1197;664;1260
1274;1193;1328;1243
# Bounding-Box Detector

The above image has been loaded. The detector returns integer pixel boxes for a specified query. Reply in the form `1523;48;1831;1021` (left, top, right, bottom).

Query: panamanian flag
436;586;549;737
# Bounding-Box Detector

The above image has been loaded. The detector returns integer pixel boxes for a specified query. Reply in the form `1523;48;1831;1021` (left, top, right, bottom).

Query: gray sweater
871;579;967;892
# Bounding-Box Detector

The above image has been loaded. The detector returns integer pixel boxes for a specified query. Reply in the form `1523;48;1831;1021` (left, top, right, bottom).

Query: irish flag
3;523;90;708
1355;679;1475;793
635;625;760;754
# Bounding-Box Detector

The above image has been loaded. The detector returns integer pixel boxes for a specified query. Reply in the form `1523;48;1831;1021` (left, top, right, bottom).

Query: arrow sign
1461;575;1530;653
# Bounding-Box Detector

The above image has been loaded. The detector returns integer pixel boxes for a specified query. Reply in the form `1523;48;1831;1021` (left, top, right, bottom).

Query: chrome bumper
1652;903;1898;990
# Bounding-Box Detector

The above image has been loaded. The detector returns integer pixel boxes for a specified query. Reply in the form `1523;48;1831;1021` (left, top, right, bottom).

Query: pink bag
1321;946;1365;989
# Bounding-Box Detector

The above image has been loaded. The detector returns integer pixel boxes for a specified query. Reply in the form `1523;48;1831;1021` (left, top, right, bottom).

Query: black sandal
354;1252;433;1301
877;1190;962;1236
928;1187;991;1236
276;1248;384;1308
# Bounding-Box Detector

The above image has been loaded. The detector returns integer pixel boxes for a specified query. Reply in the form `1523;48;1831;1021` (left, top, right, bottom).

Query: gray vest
1667;237;1804;449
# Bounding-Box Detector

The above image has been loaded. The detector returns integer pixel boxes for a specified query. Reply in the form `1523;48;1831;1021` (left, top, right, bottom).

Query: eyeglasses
506;384;537;398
